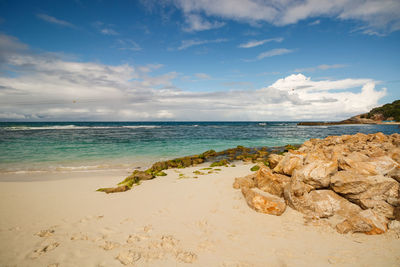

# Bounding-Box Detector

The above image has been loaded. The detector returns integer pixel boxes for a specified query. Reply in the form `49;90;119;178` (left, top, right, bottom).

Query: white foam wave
122;126;161;129
3;125;161;131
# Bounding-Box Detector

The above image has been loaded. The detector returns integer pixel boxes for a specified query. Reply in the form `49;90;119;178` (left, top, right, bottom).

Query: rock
132;170;154;181
267;154;284;169
284;183;361;219
233;174;256;189
388;220;400;230
394;207;400;221
241;187;286;216
357;199;395;219
387;165;400;183
96;185;130;194
273;151;305;176
331;171;399;198
336;209;388;235
338;155;398;176
255;166;290;197
292;159;337;189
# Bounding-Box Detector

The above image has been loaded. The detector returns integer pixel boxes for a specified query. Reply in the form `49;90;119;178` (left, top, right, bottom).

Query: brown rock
336;209;388;235
130;170;154;181
97;185;130;194
358;199;395;219
233;174;256;189
387;165;400;183
292;159;338;189
394;206;400;221
267;154;284;169
255;166;290;197
273;151;305;176
331;171;398;202
284;183;361;218
338;155;398;176
241;187;286;216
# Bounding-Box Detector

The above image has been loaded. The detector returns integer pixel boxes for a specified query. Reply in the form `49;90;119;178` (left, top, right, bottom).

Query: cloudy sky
0;0;399;121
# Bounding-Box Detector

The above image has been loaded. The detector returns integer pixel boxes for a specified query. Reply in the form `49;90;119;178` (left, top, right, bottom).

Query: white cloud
309;19;321;26
177;38;228;50
170;0;400;35
294;64;346;73
183;14;225;32
117;39;142;51
101;28;119;35
257;48;294;60
239;37;283;48
194;73;211;80
36;13;75;28
0;34;387;121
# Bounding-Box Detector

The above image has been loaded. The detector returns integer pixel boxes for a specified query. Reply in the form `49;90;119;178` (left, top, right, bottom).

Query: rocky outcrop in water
234;132;400;235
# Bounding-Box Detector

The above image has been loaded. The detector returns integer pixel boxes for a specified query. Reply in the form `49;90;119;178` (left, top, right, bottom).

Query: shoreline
1;161;399;266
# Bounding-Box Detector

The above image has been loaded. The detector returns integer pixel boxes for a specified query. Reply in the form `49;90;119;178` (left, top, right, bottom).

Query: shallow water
0;121;398;173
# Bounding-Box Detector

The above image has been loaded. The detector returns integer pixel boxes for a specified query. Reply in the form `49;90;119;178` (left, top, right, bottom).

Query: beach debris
234;132;400;235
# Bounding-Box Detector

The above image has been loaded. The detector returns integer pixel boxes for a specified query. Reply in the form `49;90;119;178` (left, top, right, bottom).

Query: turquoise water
0;122;399;173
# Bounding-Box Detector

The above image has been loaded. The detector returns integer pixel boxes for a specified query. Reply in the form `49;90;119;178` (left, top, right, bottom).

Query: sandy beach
1;162;399;267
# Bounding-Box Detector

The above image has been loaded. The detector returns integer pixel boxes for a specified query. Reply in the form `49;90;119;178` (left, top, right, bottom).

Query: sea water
0;122;398;173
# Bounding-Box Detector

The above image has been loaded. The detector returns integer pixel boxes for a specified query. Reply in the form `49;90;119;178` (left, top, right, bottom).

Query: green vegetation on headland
362;100;400;122
298;99;400;126
97;144;300;193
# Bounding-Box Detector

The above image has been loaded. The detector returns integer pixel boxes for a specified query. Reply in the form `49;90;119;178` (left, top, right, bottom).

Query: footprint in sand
30;241;60;259
35;229;55;238
99;240;120;251
197;239;216;252
175;250;197;263
70;232;89;241
221;260;254;267
116;250;141;265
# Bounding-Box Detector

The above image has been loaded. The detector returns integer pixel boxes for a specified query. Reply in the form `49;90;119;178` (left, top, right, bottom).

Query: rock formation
234;132;400;235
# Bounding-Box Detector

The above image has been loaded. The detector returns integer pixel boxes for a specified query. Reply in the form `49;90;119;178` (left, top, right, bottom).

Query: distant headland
298;100;400;126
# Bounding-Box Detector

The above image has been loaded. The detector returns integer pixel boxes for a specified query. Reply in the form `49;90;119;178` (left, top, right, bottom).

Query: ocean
0;121;399;174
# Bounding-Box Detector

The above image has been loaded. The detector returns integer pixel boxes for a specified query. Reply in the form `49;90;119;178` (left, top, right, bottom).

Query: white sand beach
0;162;399;267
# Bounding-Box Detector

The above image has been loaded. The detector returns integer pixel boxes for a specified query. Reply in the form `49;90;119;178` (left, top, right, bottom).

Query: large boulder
338;155;398;176
267;154;284;169
273;151;305;176
291;159;338;189
255;166;291;197
331;171;399;219
233;174;256;189
336;209;388;235
241;188;286;216
284;182;361;219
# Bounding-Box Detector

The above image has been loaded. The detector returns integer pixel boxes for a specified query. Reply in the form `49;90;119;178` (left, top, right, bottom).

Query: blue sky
0;0;399;121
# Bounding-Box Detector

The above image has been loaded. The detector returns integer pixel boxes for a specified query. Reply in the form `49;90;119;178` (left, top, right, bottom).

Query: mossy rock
155;171;167;176
250;165;260;172
284;144;299;151
97;185;130;194
210;159;229;167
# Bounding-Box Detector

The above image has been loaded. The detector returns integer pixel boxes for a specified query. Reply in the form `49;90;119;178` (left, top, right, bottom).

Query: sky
0;0;399;121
